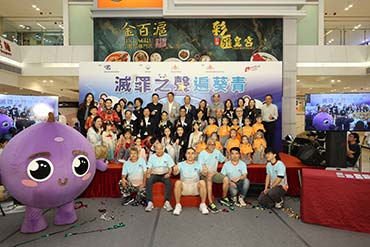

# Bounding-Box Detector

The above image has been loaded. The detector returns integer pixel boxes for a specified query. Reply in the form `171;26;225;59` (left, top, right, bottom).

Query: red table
301;168;370;234
81;153;318;199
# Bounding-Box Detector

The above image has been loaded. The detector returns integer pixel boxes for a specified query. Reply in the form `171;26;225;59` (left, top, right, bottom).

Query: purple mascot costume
0;113;107;233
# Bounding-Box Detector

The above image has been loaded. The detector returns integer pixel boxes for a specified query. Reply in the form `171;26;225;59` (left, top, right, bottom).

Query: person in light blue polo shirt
119;146;147;206
221;147;250;207
198;139;232;213
257;147;288;209
172;148;209;216
145;143;175;212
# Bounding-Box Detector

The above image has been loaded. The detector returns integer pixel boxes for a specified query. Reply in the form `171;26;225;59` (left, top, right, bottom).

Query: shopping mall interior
0;1;370;246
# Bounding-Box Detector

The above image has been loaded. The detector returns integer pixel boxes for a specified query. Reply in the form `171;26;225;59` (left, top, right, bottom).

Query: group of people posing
77;92;286;214
120;141;288;215
77;92;279;163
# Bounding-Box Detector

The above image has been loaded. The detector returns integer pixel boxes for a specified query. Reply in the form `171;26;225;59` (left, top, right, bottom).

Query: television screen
305;93;370;131
0;95;58;138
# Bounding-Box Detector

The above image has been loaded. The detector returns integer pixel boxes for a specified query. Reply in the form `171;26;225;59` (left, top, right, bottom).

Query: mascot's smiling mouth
57;178;68;186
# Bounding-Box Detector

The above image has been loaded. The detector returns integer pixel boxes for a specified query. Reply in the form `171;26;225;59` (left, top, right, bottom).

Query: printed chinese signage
79;61;282;146
97;0;162;8
0;37;21;62
94;19;282;62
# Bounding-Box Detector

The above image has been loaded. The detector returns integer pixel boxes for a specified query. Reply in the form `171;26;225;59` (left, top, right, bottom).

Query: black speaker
325;132;347;167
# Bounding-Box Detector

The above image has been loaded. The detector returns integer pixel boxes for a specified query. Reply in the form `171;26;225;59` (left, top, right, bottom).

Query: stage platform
81;153;323;207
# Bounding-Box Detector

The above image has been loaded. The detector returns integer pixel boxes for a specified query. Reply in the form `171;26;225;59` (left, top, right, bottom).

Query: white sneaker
173;203;182;216
163;201;173;212
232;196;241;207
275;199;283;209
199;203;209;215
238;195;247;207
145;201;154;212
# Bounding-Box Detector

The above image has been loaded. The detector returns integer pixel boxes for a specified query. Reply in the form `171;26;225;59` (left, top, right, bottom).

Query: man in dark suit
146;93;163;126
182;95;197;120
174;107;193;137
137;107;155;139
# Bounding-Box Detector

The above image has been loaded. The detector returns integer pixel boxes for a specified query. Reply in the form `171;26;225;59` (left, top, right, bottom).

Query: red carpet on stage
81;153;322;206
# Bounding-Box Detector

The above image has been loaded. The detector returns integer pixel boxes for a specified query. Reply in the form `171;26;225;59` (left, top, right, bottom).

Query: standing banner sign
79;61;282;147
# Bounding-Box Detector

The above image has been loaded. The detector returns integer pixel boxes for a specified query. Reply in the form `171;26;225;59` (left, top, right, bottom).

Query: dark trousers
146;174;171;202
257;185;286;208
263;121;276;148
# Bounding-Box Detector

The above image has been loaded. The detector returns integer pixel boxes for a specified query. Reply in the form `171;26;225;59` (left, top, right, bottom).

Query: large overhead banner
79;61;282;147
94;18;282;62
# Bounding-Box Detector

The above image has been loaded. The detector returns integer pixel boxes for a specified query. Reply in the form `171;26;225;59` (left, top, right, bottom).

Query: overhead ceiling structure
0;72;79;102
297;75;370;96
325;0;370;29
0;0;63;32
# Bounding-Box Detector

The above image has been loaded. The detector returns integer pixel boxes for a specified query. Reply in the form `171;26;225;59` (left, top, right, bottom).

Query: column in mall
0;17;3;36
282;18;298;138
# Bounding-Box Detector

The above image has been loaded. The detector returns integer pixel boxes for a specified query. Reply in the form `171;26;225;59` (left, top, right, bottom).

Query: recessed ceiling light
32;5;36;8
49;80;54;83
336;80;341;82
348;4;353;8
331;79;335;83
19;24;25;28
37;23;46;29
296;79;300;82
344;7;349;11
36;7;40;11
42;80;47;83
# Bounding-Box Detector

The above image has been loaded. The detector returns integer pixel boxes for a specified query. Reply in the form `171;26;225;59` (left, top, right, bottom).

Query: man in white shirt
221;147;250;207
257;147;288;209
172;148;209;215
261;94;278;148
145;143;174;212
162;92;181;124
198;140;232;213
119;147;147;206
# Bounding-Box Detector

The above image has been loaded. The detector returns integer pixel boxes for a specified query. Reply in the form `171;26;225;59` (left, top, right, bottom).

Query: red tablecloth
81;153;319;198
301;168;370;234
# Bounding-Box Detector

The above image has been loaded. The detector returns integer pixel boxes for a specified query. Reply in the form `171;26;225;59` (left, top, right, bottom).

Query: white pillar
283;18;298;137
63;0;69;46
318;0;325;45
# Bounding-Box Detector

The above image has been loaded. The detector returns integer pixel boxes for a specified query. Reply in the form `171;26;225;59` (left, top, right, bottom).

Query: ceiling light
19;24;25;28
42;80;47;83
352;29;355;32
49;80;54;83
36;7;40;11
32;5;36;8
25;26;31;30
348;4;353;8
336;80;341;82
37;23;46;29
330;79;335;83
1;34;6;37
325;30;333;36
296;79;300;82
58;24;64;30
344;7;349;11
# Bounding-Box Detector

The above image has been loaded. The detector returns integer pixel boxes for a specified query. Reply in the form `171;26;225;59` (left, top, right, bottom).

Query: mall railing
324;28;370;46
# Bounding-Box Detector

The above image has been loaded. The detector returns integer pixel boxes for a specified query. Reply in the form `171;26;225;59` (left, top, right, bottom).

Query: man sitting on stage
119;147;147;206
258;147;288;209
198;140;232;213
172;148;209;215
221;147;250;207
145;143;174;212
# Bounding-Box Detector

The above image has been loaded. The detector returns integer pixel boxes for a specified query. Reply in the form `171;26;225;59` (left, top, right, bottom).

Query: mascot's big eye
27;158;54;182
2;121;9;128
72;155;90;177
324;119;329;124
